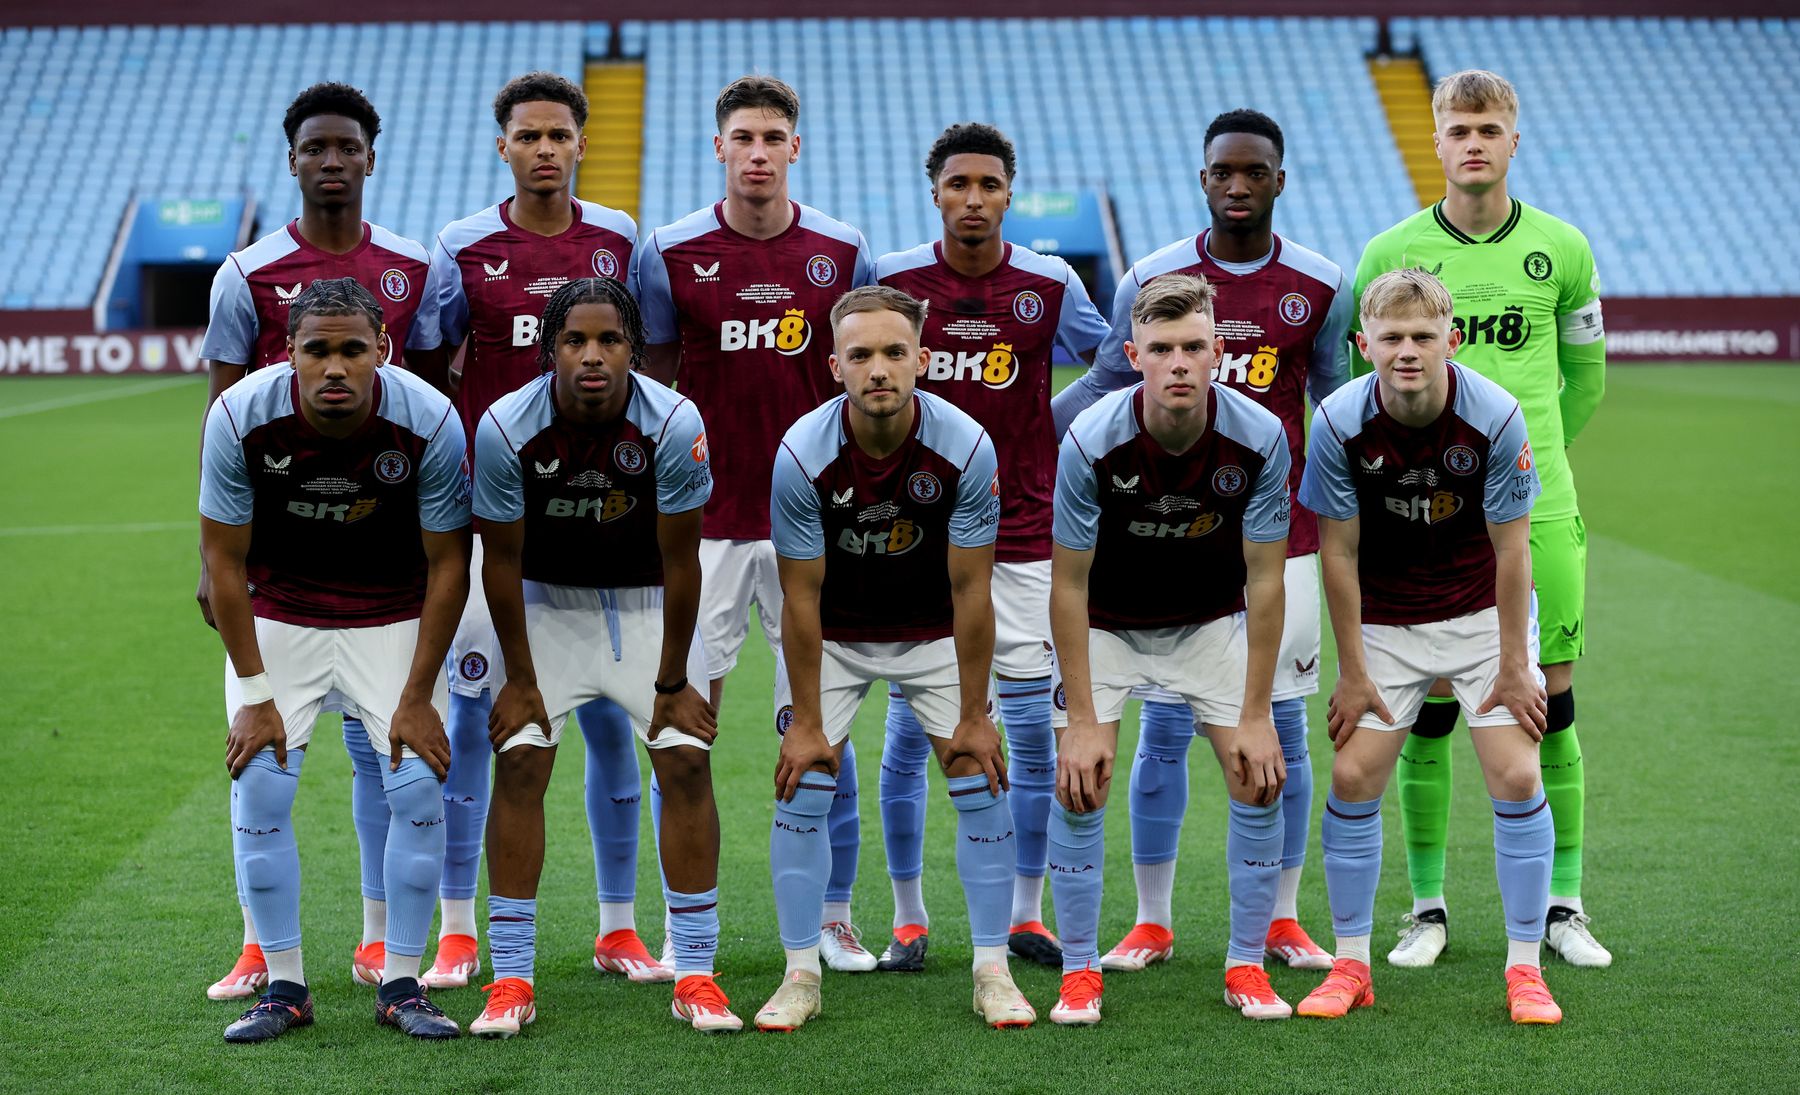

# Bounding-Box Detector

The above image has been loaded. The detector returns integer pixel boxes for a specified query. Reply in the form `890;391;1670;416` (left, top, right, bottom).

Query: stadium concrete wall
2;299;1796;374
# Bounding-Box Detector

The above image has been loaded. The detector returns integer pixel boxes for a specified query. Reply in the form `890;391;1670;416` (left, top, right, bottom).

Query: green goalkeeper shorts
1530;515;1587;665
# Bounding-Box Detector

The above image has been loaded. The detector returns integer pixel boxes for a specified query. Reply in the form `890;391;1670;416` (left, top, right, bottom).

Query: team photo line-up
198;63;1609;1043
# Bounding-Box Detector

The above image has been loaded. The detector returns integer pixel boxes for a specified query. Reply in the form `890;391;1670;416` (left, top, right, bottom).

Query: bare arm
650;507;718;743
1050;543;1112;811
1480;515;1547;737
386;525;471;777
202;514;288;777
641;342;682;387
1225;534;1288;805
946;542;1006;793
1319;513;1391;747
775;553;835;800
481;517;549;751
194;359;249;629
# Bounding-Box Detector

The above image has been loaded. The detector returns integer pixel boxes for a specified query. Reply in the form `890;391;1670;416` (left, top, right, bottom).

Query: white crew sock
1009;874;1045;926
1549;894;1583;915
1133;860;1176;928
598;901;635;936
1412;896;1447;917
439;897;477;939
241;905;258;947
1224;956;1261;970
891;877;928;930
383;950;422;985
821;900;851;927
1273;867;1303;921
362;898;387;946
265;945;305;985
972;945;1009;972
785;946;822;977
1335;934;1372;965
1507;938;1541;970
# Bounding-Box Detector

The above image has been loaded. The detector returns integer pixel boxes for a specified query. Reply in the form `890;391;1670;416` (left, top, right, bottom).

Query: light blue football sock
440;692;491;901
948;775;1015;949
234;749;306;954
380;756;445;958
997;679;1055;882
343;718;389;901
879;691;932;884
487;895;537;981
229;780;247;907
1048;803;1107;972
664;885;720;978
1226;798;1283;963
1322;791;1384;940
1493;791;1554;942
579;697;642;904
1130;700;1195;865
824;739;860;908
1273;698;1312;870
771;779;836;950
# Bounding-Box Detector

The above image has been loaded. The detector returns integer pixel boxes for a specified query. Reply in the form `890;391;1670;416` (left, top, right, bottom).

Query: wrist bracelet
653;676;688;696
237;672;275;706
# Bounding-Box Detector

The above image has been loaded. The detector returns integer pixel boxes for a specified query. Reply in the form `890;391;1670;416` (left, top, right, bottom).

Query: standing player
1051;110;1348;973
757;286;1031;1032
1352;70;1609;968
466;279;738;1037
419;71;664;989
1047;275;1291;1026
198;82;440;1001
872;122;1109;971
201;279;470;1043
1294;268;1561;1025
631;75;878;971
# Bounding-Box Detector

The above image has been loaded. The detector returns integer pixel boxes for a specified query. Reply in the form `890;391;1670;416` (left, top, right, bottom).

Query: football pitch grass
0;366;1795;1093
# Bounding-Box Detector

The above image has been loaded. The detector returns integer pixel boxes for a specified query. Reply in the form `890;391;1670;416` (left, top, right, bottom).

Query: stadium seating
0;17;1794;311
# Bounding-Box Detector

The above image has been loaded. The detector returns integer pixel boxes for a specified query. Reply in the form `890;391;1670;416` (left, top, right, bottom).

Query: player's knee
1330;756;1386;801
1545;688;1575;734
1489;761;1542;803
494;743;555;798
1412;698;1460;739
1542;662;1575;696
651;745;711;797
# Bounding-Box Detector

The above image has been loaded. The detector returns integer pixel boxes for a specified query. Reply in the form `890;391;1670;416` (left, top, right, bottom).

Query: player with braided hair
468;279;739;1036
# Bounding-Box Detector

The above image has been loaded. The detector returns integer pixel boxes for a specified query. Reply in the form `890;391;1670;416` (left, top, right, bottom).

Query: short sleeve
199;258;257;365
947;433;1001;549
198;398;254;524
427;235;470;349
654;400;713;514
770;443;824;559
472;411;525;523
1483;404;1540;524
1242;438;1292;543
630;234;678;345
1297;406;1357;521
1051;434;1102;551
1053;262;1110;357
417;410;472;532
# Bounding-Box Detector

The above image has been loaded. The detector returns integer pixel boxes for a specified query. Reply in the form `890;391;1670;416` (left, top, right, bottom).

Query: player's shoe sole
208;944;269;1001
1101;923;1174;972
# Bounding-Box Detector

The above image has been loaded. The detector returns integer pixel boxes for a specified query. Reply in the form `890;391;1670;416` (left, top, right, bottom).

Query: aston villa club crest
375;450;411;483
1012;290;1044;324
1278;292;1310;326
807;254;838;288
593;249;620;279
613;441;647;474
381;268;410;302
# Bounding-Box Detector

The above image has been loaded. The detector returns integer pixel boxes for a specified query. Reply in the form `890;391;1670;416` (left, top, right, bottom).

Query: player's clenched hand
774;718;836;803
1327;674;1392;750
1226;711;1286;806
945;711;1009;796
1478;661;1548;741
226;700;287;778
650;686;718;745
1055;718;1114;814
488;680;551;752
389;695;452;780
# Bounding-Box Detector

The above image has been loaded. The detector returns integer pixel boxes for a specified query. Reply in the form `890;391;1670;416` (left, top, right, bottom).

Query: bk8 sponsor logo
1212;345;1280;393
1384;492;1462;524
837;519;921;556
720;309;811;355
927;342;1018;390
1127;513;1222;539
545;490;637;522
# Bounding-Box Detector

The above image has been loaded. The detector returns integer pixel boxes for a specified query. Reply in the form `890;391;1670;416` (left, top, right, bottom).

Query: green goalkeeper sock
1397;698;1458;904
1540;691;1584;902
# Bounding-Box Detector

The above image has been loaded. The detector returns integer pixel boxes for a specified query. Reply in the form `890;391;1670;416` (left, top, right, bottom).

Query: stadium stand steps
580;61;646;222
1369;55;1443;207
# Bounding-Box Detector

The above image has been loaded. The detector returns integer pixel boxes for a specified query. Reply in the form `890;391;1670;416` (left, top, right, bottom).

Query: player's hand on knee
946;711;1008;795
488;680;550;752
774;720;836;803
390;695;452;780
1327;674;1390;750
1055;719;1112;813
1231;713;1286;806
650;686;718;746
226;701;286;778
1478;661;1548;741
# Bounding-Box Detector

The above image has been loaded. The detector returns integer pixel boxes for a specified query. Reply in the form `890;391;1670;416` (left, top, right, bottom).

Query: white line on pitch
0;377;202;419
0;520;191;537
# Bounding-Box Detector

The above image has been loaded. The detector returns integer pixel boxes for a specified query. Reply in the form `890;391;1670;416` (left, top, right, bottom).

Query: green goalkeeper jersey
1352;198;1605;521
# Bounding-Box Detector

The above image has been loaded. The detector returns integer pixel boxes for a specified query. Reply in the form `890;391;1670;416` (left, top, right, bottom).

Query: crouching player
467;278;737;1036
200;279;471;1043
757;286;1033;1031
1295;268;1560;1024
1047;274;1292;1025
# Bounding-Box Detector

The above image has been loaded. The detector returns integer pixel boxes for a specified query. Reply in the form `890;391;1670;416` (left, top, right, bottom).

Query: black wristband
654;676;688;696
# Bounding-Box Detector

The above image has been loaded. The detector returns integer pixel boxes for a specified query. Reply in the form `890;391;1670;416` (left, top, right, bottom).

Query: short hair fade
287;277;384;337
1204;108;1284;163
283;82;381;148
1358;267;1455;324
714;75;800;130
1432;69;1519;123
925;122;1017;183
1131;273;1216;330
829;285;928;342
493;70;590;130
